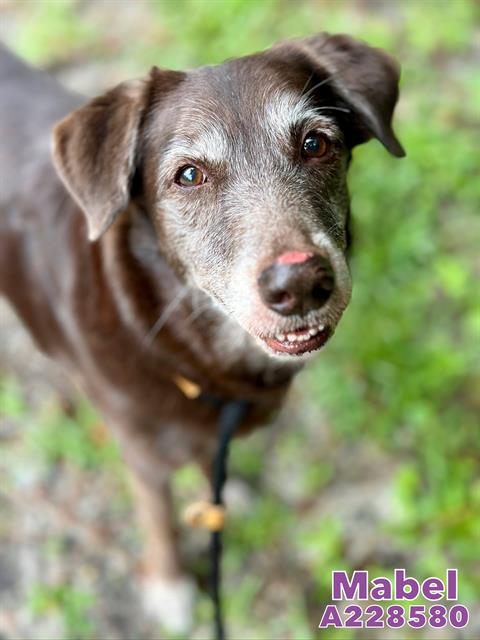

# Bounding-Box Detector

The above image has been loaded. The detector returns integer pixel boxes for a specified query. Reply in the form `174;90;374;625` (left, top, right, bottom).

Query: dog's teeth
307;324;326;337
275;325;326;344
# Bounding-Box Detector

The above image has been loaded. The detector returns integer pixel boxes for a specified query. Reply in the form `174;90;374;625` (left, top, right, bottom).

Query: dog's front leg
127;466;195;635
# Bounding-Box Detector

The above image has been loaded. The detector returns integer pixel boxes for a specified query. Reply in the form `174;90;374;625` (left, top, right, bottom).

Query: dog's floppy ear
291;33;405;157
52;68;184;241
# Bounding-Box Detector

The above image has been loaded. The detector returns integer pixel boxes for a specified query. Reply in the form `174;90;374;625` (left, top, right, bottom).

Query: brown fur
0;34;404;629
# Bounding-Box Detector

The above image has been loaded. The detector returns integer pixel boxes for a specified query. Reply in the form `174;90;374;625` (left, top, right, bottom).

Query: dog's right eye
175;165;206;188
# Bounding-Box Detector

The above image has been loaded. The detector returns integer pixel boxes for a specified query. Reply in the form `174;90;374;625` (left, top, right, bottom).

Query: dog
0;33;404;633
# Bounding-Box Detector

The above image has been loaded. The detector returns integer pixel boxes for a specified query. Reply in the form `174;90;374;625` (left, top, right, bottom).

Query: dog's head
52;33;404;359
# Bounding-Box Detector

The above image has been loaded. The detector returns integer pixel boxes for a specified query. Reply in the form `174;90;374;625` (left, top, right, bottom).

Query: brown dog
0;33;404;632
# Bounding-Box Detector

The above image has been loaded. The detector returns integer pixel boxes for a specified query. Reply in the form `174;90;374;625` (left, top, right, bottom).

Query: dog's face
53;33;404;359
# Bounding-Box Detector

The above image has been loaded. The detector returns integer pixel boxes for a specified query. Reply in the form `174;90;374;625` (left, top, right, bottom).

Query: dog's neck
100;207;301;401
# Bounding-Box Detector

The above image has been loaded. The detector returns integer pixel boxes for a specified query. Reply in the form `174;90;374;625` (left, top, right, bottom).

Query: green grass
12;0;100;65
0;376;121;472
28;582;95;640
24;398;122;471
2;1;479;638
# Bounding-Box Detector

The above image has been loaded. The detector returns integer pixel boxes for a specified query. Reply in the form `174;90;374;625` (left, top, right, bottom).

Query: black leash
172;375;251;640
209;399;250;640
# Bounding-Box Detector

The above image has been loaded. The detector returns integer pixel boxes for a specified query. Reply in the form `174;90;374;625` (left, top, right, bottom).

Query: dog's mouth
261;322;332;356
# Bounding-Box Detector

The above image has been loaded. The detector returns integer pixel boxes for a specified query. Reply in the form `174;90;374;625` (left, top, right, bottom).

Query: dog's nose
257;253;335;316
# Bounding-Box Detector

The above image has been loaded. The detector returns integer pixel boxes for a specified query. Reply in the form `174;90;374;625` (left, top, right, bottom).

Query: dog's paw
141;574;196;635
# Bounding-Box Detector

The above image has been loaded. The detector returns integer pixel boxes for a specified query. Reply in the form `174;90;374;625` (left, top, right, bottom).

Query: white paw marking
142;574;196;635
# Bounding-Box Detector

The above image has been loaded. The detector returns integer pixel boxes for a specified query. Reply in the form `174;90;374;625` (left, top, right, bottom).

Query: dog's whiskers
314;105;351;114
300;71;315;97
302;73;335;100
183;300;214;327
143;288;188;347
301;67;351;114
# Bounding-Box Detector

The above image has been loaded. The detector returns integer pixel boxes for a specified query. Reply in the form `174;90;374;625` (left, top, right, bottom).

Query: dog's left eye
302;132;329;159
175;165;206;187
